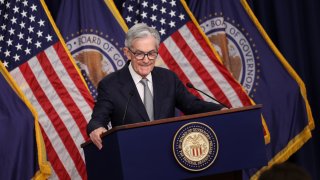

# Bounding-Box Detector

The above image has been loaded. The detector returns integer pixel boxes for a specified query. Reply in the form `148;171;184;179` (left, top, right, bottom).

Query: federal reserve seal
173;122;219;171
199;13;261;98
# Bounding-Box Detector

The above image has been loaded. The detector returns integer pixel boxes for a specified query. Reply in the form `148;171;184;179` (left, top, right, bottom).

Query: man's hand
89;127;107;150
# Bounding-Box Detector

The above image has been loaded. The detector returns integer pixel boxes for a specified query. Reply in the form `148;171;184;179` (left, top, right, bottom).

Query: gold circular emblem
173;122;219;171
182;132;210;162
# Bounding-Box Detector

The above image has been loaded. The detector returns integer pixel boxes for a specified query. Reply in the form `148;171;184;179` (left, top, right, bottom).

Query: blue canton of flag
0;0;56;70
123;0;188;40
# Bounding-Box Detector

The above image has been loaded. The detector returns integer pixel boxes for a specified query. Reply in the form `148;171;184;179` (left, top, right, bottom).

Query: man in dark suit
87;23;223;149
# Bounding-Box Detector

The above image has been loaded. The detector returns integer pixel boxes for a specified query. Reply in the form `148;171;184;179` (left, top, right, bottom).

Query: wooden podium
81;105;267;180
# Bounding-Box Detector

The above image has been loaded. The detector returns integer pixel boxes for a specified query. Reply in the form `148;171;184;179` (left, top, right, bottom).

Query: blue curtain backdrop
45;0;320;179
246;0;320;179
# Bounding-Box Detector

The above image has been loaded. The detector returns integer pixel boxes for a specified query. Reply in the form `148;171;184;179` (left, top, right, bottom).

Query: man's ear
123;47;131;60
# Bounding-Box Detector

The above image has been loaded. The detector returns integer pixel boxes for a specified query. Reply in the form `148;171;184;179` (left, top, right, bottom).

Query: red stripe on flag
19;62;87;180
170;28;232;107
39;126;70;180
53;42;95;109
159;44;202;98
186;22;252;106
36;51;88;141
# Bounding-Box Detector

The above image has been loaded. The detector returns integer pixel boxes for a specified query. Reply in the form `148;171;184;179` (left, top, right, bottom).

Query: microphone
122;90;134;125
186;82;230;109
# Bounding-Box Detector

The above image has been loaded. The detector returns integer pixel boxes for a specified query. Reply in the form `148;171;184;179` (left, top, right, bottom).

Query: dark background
45;0;320;179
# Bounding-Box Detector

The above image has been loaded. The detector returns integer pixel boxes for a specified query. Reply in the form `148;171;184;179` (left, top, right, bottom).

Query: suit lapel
152;68;165;120
119;63;150;122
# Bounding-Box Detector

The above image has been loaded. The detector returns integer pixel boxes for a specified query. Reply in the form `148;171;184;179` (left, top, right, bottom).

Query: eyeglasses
128;48;158;60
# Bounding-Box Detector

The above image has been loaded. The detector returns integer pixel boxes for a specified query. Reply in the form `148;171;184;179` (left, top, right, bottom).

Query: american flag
0;0;94;179
122;0;252;107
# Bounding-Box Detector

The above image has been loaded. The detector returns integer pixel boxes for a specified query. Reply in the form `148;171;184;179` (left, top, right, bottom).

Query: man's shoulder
99;66;128;85
153;66;176;77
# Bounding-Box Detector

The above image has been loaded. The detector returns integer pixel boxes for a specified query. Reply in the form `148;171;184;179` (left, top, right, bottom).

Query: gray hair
125;23;161;49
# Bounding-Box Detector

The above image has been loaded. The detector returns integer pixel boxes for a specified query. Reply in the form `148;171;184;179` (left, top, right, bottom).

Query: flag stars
31;4;37;11
11;17;17;24
0;35;4;41
127;5;133;12
37;30;43;37
142;1;148;8
2;61;8;67
3;13;8;19
21;10;27;17
19;22;26;29
160;18;166;25
29;15;35;22
13;54;20;61
159;28;166;35
13;6;19;13
135;9;139;15
35;41;42;48
5;2;10;8
151;4;158;11
8;28;15;35
179;14;185;20
125;16;132;22
26;37;32;44
141;11;147;19
169;10;176;17
22;0;28;6
15;43;22;50
38;19;45;26
45;34;52;42
28;26;34;33
1;24;6;30
6;39;13;46
150;14;157;21
4;49;11;57
170;0;176;7
169;21;175;27
24;47;31;54
160;7;166;14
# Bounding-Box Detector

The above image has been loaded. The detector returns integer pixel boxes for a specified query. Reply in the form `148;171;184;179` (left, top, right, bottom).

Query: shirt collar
128;61;153;85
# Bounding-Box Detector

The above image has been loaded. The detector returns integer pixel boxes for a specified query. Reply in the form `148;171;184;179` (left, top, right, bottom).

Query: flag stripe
158;43;204;99
49;44;93;125
162;37;214;102
27;55;86;160
18;62;87;179
40;126;70;180
185;22;251;106
182;23;243;107
10;67;81;179
53;43;94;111
38;47;88;140
171;26;232;107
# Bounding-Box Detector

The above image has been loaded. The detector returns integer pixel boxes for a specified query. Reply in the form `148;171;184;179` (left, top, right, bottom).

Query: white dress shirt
128;62;153;104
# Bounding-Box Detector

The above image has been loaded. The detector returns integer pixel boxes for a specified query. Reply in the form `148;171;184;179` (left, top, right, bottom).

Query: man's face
124;35;158;78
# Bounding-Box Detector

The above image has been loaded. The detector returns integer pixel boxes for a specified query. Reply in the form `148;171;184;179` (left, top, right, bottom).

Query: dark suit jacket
87;62;222;135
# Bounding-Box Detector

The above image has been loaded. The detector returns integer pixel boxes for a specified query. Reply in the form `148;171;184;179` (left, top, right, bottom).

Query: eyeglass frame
128;48;159;60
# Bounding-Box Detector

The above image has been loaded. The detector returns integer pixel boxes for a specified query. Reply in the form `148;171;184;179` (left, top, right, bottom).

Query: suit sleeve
86;80;114;135
173;73;223;114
